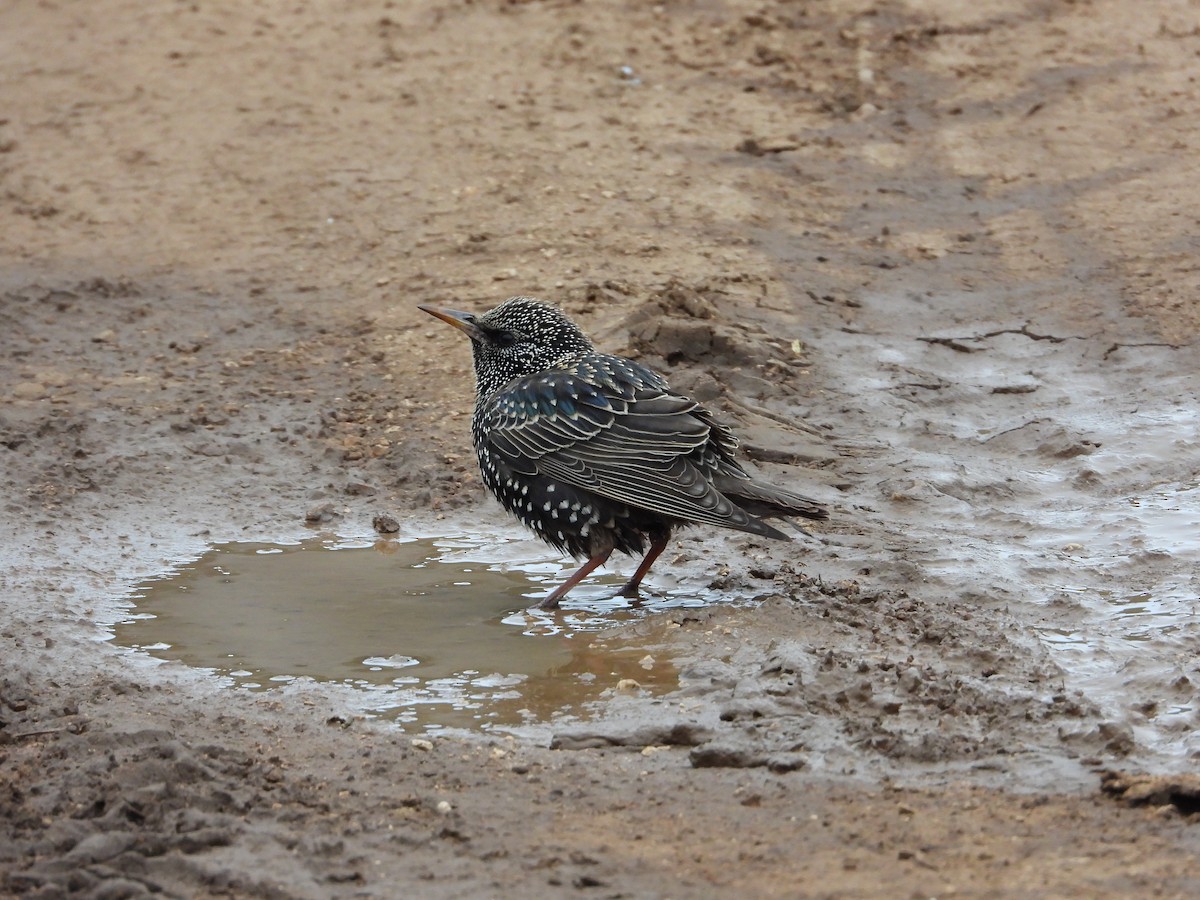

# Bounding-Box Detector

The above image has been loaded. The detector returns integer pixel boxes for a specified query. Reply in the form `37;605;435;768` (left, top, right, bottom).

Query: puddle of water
114;535;739;731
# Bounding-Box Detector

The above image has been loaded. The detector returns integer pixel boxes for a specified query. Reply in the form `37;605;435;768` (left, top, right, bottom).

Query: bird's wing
481;369;768;533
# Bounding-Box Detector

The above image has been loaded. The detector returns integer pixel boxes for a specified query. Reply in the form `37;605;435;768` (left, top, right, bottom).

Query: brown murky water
114;536;734;730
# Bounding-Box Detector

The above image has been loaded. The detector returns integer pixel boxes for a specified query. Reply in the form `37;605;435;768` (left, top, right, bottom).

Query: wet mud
4;0;1200;897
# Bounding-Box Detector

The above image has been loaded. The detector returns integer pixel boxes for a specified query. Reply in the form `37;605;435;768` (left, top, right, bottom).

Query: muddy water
816;288;1200;762
114;535;737;730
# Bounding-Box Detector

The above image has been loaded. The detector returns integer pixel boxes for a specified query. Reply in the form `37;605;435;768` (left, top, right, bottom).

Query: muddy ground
3;0;1200;896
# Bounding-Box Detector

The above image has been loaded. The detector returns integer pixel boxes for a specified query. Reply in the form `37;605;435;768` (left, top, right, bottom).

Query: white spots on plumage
457;299;718;563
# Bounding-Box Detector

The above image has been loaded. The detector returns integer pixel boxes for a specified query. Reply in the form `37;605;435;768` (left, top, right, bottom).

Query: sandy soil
3;0;1200;896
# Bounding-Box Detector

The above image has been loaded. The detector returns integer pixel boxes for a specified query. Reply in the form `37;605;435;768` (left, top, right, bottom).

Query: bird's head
420;297;594;398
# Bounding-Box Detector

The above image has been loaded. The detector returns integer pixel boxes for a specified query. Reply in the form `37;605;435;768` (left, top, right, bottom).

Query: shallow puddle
115;535;737;731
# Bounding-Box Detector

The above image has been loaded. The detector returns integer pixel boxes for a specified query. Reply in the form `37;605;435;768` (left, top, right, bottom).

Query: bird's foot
615;581;643;600
531;551;612;610
530;593;562;611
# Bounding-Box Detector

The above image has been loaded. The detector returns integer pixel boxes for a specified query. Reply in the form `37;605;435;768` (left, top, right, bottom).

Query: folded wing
480;358;795;538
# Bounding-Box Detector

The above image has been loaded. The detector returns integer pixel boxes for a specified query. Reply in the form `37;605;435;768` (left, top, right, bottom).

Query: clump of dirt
1101;771;1200;817
616;280;811;395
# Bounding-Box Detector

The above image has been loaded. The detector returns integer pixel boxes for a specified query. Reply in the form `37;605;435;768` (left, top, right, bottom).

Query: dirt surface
3;0;1200;896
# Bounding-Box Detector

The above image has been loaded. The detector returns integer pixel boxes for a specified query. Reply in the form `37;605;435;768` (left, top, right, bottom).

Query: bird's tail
716;475;829;523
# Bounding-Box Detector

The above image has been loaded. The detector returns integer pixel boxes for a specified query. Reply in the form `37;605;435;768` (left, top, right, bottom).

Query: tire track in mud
690;0;1200;775
796;279;1199;768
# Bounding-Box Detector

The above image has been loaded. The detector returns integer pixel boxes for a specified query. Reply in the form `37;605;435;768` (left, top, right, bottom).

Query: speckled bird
419;297;827;608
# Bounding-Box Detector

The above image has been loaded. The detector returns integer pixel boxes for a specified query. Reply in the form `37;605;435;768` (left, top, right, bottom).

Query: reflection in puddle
115;536;738;731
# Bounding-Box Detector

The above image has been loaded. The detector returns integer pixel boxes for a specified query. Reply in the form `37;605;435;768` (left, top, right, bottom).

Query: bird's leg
535;549;613;609
617;533;670;598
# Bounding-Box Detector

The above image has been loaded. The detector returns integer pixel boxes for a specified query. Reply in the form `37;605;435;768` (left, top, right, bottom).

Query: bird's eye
492;330;520;348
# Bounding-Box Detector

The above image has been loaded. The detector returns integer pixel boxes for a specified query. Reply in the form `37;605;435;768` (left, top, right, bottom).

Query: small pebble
373;514;401;534
13;382;47;401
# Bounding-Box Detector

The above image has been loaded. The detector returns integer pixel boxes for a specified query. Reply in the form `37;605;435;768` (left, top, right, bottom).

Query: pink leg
618;534;670;598
536;549;613;609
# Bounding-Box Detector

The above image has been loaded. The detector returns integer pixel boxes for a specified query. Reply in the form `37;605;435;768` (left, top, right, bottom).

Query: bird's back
472;351;825;546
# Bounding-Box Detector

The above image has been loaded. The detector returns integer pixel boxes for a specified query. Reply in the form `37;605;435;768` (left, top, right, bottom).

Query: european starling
420;297;827;608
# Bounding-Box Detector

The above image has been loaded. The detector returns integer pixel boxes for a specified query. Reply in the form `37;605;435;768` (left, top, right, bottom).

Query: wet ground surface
4;0;1200;896
811;286;1200;767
